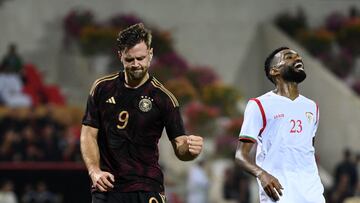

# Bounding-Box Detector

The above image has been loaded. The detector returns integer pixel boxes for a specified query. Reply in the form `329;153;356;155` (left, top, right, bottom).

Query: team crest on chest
305;112;314;123
139;96;153;112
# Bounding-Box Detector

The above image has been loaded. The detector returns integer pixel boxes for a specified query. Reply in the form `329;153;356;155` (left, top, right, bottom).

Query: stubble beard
126;67;147;81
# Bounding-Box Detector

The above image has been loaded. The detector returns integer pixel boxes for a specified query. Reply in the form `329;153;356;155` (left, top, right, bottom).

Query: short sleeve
82;88;100;129
313;103;319;137
164;107;185;140
239;99;264;143
162;98;185;140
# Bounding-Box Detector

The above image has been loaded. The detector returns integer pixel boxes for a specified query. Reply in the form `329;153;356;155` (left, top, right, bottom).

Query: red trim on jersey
249;98;266;137
239;136;257;143
315;102;319;125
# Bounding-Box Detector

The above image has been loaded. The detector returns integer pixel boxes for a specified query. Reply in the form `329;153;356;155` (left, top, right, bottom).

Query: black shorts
92;191;166;203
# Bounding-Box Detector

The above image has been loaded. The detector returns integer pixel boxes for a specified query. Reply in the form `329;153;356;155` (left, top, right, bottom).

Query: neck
124;72;149;89
274;81;300;100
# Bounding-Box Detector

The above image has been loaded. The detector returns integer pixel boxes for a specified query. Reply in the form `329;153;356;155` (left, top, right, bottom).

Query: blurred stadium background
0;0;359;203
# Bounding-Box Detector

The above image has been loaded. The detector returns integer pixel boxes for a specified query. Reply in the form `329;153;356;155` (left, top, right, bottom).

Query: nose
295;55;302;62
132;59;140;67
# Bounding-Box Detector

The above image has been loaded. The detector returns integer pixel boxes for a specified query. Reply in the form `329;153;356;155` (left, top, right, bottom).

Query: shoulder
245;92;280;115
150;77;179;108
299;95;317;107
249;91;273;104
89;72;119;96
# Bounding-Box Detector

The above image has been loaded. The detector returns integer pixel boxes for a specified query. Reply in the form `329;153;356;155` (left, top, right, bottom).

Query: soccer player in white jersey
235;47;325;202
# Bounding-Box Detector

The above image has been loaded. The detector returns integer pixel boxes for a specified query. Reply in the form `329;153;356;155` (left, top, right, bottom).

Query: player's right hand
258;171;283;201
90;170;115;192
187;135;203;156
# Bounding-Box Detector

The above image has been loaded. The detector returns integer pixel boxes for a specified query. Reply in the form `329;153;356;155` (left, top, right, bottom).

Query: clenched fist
187;135;203;156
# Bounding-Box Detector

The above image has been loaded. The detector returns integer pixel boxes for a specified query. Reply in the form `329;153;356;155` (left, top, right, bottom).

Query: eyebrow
123;51;150;60
283;50;297;56
125;55;146;60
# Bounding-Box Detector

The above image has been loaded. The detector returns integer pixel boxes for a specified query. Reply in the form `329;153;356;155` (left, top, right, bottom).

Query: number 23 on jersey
290;119;302;134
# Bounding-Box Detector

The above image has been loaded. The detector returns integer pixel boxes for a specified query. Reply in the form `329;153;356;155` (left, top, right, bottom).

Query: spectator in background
0;180;18;203
21;184;36;203
356;153;360;173
0;43;30;107
39;122;62;161
21;124;43;161
234;164;251;203
0;73;31;107
187;159;209;203
223;162;251;203
349;6;359;19
0;108;81;162
334;148;358;196
0;129;22;161
1;43;23;74
22;182;59;203
328;173;353;203
60;126;80;161
34;182;59;203
354;153;360;196
223;165;237;200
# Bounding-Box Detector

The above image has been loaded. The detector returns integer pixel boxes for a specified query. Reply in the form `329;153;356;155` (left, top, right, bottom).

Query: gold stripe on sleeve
89;73;119;96
148;197;159;203
151;79;179;106
152;78;179;106
151;80;179;107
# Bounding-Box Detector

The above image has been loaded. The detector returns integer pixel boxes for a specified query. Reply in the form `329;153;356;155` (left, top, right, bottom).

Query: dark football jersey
82;71;185;193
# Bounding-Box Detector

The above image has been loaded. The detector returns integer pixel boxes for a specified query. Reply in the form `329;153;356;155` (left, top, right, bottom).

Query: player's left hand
258;171;283;201
187;135;203;156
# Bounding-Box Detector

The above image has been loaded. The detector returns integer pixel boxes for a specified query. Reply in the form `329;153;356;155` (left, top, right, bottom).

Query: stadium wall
2;0;360;85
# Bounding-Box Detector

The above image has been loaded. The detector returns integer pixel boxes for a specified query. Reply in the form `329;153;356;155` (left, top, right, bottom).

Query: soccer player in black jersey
80;23;204;203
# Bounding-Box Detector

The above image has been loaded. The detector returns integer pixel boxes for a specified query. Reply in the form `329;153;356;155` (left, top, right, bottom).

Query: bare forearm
80;126;100;174
235;142;264;178
235;141;283;200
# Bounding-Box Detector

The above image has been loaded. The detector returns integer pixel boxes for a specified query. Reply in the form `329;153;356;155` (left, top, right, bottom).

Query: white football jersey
239;91;325;203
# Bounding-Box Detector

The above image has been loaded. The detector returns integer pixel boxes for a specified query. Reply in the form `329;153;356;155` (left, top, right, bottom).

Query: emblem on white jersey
106;97;116;104
305;112;313;123
139;96;153;112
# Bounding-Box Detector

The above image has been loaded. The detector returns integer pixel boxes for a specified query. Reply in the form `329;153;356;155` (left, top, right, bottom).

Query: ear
269;67;281;77
118;51;124;62
149;48;153;60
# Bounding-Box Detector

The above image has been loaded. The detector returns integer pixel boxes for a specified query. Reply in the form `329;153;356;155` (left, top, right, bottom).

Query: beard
126;67;148;81
281;64;306;83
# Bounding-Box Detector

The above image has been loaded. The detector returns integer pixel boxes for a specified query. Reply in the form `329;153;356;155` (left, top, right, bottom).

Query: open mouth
294;62;304;71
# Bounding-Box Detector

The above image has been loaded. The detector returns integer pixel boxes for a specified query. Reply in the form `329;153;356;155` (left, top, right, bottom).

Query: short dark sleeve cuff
82;120;99;129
